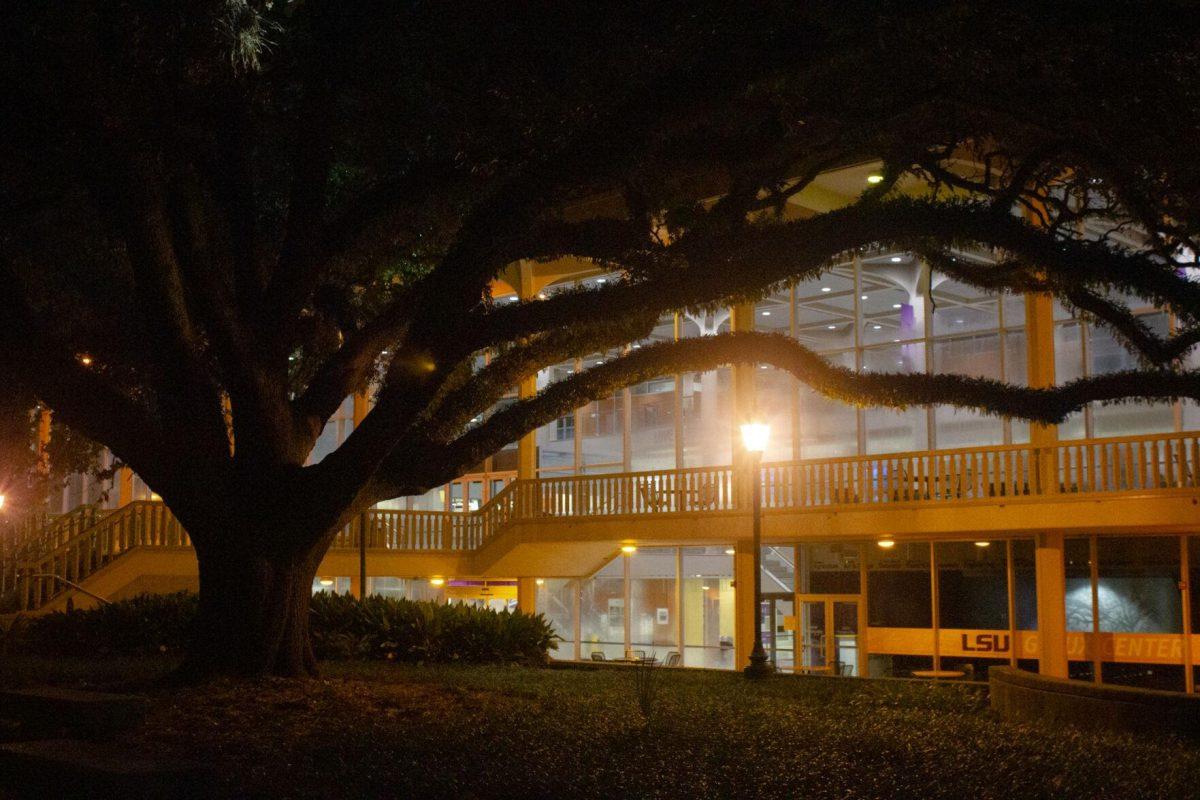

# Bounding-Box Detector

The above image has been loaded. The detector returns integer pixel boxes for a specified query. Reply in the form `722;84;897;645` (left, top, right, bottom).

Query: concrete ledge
989;667;1200;738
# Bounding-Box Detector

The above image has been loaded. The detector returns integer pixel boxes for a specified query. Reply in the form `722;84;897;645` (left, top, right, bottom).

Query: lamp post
740;420;773;679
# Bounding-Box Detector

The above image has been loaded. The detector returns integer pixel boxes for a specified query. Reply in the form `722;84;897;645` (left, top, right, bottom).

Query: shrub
12;591;198;657
5;591;556;665
309;592;556;664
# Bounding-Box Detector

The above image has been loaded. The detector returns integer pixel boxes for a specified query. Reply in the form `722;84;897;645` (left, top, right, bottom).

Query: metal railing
5;430;1199;611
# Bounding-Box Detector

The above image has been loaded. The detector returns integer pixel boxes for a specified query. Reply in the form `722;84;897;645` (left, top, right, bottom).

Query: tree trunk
178;535;325;680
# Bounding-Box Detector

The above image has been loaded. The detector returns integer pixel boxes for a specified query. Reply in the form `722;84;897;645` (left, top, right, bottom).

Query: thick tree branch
367;331;1200;500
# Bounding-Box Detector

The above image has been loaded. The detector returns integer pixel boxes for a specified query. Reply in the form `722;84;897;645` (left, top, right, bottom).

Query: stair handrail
17;501;183;610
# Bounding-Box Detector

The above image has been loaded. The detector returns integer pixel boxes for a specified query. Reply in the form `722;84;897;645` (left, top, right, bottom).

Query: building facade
18;164;1200;694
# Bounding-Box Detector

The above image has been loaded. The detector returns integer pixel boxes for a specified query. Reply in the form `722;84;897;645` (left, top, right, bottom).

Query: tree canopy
2;0;1199;674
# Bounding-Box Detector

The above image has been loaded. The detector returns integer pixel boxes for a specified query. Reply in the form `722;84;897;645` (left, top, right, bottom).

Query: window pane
936;541;1008;629
537;579;577;661
580;556;625;660
795;270;855;350
932;278;998;335
798;543;860;594
860;255;925;345
681;546;735;669
1054;322;1086;440
933;334;1003;448
579;348;623;469
630;548;678;656
1090;313;1175;437
536;360;576;473
867;541;931;628
797;350;857;458
863;344;928;454
1096;535;1184;691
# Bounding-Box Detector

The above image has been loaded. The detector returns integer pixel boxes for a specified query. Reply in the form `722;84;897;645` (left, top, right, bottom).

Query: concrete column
516;262;540;480
116;467;134;507
352;390;370;427
516;577;538;614
1035;531;1069;678
733;539;757;670
1025;290;1058;487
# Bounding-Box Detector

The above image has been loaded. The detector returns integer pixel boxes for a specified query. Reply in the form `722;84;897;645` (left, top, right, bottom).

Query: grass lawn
2;656;1198;799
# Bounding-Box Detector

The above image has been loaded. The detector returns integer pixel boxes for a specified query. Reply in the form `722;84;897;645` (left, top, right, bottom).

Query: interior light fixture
861;295;868;300
430;577;446;587
892;303;902;309
827;324;836;330
761;310;771;316
873;324;882;330
621;544;637;554
596;278;607;284
866;174;884;184
974;541;991;548
877;539;896;549
535;578;545;585
319;578;334;587
78;354;93;366
724;548;735;555
821;286;832;292
890;256;902;263
702;585;711;591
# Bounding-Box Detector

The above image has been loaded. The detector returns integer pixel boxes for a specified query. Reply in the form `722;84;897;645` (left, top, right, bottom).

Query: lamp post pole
743;446;773;678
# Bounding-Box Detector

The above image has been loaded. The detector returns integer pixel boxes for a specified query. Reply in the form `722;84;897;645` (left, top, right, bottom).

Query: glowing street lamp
740;420;773;678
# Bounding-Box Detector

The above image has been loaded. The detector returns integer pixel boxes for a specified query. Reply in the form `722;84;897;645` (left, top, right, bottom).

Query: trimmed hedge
1;591;556;665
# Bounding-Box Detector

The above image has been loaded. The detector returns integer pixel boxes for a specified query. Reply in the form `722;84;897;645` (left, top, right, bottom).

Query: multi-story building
6;163;1200;693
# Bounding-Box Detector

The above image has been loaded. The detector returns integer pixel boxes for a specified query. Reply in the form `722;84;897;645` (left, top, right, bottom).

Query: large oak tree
2;1;1199;676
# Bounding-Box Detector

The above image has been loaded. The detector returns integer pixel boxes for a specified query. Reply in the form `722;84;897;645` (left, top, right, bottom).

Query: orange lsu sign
866;628;1200;665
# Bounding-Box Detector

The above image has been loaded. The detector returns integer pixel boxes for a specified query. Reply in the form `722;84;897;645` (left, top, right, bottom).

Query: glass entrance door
795;595;861;676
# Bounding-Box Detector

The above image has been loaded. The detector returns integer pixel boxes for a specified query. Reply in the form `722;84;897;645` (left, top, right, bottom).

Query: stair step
0;687;151;739
0;739;215;799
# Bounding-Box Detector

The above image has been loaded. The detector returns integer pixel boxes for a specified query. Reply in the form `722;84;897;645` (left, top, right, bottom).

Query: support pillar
515;261;540;480
1025;290;1058;490
116;467;134;507
733;539;757;671
517;577;538;614
1035;531;1069;678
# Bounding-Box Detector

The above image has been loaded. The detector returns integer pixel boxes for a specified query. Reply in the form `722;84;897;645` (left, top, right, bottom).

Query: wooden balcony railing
5;431;1200;611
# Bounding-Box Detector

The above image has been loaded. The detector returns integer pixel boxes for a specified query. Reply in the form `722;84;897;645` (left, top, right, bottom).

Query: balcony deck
5;431;1200;611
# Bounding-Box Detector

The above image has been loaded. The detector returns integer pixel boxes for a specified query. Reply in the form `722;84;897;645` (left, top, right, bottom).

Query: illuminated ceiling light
893;338;901;342
890;256;902;263
876;539;896;549
861;295;868;300
759;365;769;370
974;541;991;548
319;578;334;587
702;585;711;590
821;286;832;293
535;578;545;585
724;548;735;555
620;544;637;554
78;354;93;366
866;174;884;184
537;292;547;300
761;310;771;316
827;324;836;330
0;494;5;510
955;319;964;324
694;573;703;578
631;344;641;349
596;278;607;284
429;577;446;587
892;303;902;309
873;324;882;330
